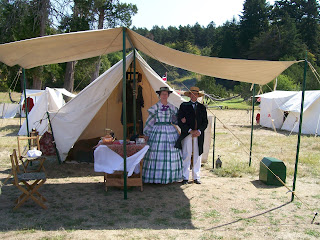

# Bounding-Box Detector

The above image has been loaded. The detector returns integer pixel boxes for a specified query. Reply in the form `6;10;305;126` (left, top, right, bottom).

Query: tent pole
249;84;255;166
212;115;216;169
291;52;308;202
122;27;128;200
133;50;137;136
46;112;61;164
22;68;30;140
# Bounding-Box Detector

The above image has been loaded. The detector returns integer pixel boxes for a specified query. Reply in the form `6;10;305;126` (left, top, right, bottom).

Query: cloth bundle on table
143;101;183;184
94;145;149;176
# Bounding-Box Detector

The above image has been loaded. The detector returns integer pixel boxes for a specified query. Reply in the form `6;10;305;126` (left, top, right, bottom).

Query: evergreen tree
239;0;271;57
218;18;241;58
248;12;306;60
300;0;320;57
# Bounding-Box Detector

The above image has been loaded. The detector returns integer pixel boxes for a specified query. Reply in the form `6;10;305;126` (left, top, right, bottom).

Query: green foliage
0;0;320;93
240;0;271;55
218;19;241;58
234;82;253;100
263;74;299;91
196;76;229;98
168;41;201;55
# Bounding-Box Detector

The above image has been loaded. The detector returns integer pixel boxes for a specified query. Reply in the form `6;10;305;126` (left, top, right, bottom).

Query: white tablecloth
94;145;149;177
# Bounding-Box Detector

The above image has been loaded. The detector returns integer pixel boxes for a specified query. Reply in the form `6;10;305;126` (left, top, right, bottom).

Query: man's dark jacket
175;101;208;155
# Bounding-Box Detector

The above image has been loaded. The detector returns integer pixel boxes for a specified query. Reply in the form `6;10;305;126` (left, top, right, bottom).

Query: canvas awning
0;27;301;85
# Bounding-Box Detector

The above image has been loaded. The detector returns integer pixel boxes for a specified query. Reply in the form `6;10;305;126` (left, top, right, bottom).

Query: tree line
0;0;319;99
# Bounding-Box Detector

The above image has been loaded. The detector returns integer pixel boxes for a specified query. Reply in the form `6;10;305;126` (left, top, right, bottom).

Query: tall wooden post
291;52;307;202
122;28;128;200
22;69;30;138
133;50;137;136
249;84;255;166
212;115;216;169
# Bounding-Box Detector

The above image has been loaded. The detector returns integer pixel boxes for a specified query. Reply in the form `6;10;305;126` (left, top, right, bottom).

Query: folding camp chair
17;136;46;172
10;149;47;210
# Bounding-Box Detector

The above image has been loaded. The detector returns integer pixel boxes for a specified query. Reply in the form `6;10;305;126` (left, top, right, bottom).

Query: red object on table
101;142;146;157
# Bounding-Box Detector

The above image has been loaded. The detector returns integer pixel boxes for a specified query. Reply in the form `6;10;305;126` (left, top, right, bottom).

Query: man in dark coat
175;86;208;184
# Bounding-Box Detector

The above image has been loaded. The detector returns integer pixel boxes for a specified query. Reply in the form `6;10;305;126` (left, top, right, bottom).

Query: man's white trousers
181;134;201;180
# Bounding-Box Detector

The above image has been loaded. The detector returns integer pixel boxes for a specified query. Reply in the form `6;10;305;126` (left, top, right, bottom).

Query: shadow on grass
0;177;194;231
205;201;291;230
250;180;285;189
1;157;100;180
0;124;20;136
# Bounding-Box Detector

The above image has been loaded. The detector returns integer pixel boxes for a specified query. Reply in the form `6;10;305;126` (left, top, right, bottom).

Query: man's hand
190;130;200;137
181;117;186;123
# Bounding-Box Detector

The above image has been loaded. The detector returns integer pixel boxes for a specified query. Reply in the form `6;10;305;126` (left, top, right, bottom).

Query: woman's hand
181;117;186;123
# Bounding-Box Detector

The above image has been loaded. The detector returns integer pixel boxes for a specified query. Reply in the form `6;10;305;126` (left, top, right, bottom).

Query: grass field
208;98;259;110
0;91;21;103
0;105;319;239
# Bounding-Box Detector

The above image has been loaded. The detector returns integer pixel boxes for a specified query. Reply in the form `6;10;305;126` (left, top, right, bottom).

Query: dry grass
0;110;320;240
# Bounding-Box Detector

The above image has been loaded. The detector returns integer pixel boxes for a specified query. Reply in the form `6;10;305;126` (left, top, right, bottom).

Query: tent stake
291;52;308;202
122;27;128;200
212;115;216;169
46;112;61;164
249;84;255;166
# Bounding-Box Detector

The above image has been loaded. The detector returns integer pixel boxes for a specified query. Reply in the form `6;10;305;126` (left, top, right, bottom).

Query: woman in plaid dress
142;87;183;184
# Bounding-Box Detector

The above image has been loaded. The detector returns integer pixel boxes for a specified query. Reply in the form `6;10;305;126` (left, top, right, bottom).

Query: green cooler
259;157;286;186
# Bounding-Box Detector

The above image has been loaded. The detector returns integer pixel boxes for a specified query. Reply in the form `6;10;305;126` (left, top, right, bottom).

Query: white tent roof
50;51;184;161
54;88;77;98
257;90;298;99
279;91;320;112
0;27;300;85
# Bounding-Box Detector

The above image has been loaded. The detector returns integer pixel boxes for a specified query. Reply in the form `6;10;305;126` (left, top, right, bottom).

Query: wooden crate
104;160;143;192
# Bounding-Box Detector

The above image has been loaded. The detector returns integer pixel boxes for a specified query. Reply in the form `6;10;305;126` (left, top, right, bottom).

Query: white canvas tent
0;103;20;118
258;90;320;135
280;91;320;135
19;87;76;136
50;51;187;162
0;88;75;119
0;89;44;119
257;91;298;129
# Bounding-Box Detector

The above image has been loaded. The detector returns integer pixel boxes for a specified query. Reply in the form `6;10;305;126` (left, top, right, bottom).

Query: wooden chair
10;149;47;210
17;136;46;172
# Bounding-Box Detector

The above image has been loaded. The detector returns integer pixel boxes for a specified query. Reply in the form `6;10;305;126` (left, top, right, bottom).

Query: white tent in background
257;91;298;129
18;87;76;135
50;51;189;162
280;91;320;135
0;103;20;118
0;88;75;119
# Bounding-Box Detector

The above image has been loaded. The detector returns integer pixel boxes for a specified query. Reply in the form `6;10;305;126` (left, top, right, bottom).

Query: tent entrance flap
56;51;183;162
